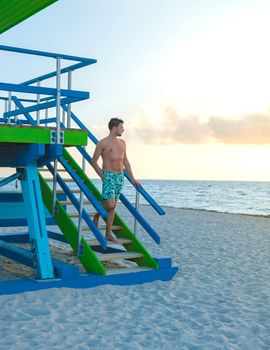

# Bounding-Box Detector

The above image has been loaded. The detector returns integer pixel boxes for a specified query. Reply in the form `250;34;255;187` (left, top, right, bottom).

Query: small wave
236;191;247;196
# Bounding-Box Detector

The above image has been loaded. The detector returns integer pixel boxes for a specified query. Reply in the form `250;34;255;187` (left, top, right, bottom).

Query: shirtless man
91;118;141;242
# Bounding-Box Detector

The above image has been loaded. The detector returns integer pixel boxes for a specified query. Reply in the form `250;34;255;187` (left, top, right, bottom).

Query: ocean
2;178;270;217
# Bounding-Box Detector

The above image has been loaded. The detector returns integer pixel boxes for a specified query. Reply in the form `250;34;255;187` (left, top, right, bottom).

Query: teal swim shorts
102;170;124;201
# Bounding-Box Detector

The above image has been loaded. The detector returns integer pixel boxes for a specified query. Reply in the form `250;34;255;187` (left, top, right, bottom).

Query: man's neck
108;132;118;140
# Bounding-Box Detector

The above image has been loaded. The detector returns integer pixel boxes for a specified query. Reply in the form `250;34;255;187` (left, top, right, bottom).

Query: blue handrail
21;62;94;86
0;173;19;188
4;96;86;119
9;97;162;245
11;96;36;125
74;145;161;244
0;45;96;63
46;163;107;249
57;156;108;218
0;45;96;128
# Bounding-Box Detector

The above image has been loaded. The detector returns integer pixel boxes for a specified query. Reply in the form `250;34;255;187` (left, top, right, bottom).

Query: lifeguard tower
0;0;177;294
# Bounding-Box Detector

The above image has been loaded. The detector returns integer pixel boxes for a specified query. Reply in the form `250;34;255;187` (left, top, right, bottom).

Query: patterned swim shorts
102;170;124;201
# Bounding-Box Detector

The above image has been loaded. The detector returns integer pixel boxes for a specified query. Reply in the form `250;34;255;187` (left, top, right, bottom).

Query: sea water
2;178;270;216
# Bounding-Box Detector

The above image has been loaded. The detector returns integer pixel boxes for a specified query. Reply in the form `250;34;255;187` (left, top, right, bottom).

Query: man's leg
93;170;109;228
93;199;117;242
104;199;117;242
93;171;119;242
93;200;114;228
93;212;100;227
103;172;123;241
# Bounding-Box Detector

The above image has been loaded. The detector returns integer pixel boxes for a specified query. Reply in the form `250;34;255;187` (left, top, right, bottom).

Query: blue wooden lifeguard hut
0;0;177;294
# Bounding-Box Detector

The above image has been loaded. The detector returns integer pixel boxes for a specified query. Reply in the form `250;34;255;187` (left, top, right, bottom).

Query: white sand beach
0;205;270;349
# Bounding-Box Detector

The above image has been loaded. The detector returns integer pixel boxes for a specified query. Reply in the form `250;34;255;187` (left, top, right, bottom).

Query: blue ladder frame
19;164;54;279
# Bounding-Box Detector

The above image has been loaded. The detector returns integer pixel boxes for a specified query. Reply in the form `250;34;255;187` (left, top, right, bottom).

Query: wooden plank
96;251;144;261
82;225;122;231
59;200;89;205
87;238;132;246
44;178;74;182
106;267;152;275
39;168;66;172
69;212;95;218
56;189;81;194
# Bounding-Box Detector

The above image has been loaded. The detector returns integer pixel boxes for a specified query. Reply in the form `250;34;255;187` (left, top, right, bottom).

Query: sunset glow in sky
2;0;270;180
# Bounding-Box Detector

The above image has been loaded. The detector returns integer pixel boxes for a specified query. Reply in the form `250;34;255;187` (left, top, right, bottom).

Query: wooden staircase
39;157;158;275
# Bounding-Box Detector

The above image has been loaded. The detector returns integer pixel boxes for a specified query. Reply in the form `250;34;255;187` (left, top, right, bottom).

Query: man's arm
91;141;104;180
123;143;141;187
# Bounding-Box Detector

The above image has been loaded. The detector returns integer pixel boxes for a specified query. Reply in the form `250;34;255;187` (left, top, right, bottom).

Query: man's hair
108;118;124;131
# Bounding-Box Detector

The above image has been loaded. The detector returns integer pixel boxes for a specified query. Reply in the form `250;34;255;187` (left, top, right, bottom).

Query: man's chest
102;142;124;159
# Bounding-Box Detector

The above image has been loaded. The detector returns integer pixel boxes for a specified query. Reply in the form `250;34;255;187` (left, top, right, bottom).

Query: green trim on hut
0;124;87;146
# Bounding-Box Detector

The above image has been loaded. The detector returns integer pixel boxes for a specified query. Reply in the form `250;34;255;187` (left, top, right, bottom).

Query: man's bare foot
105;234;118;243
93;213;99;227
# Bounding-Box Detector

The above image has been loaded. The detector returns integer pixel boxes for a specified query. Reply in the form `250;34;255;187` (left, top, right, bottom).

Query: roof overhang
0;0;58;34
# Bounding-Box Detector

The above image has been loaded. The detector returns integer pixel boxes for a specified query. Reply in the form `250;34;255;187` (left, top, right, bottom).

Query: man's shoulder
118;138;126;146
98;137;112;150
98;138;107;145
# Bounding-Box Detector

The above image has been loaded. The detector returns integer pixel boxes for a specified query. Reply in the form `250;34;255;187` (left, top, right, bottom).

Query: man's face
115;123;124;136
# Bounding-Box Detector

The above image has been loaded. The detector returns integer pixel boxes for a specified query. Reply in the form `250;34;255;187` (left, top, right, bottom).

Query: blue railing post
67;71;72;128
134;190;140;235
19;164;54;279
77;148;86;256
52;56;61;216
37;81;41;125
7;91;11;124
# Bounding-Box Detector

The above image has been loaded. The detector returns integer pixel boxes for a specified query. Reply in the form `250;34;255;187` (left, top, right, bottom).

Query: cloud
208;114;270;144
129;107;270;145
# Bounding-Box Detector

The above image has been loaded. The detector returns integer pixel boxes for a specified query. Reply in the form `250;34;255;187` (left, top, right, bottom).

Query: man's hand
132;179;142;188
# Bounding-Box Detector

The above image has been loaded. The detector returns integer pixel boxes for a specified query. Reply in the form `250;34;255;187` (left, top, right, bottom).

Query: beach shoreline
141;203;270;219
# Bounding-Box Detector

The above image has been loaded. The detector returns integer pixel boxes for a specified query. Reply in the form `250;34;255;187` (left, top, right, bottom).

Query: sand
0;205;270;349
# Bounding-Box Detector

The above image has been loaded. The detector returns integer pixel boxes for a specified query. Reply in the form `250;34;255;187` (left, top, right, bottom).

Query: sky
1;0;270;180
